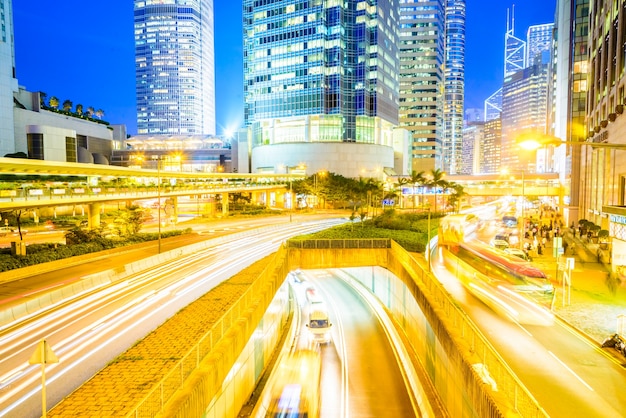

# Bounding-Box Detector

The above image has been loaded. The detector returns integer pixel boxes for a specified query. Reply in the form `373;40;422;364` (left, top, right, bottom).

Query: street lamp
517;134;626;151
155;156;163;254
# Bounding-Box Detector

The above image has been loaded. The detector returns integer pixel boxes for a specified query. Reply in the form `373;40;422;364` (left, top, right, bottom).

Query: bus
438;214;480;246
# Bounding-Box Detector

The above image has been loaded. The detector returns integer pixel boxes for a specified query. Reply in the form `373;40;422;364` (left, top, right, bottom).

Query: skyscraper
484;88;502;122
501;61;549;172
504;7;526;77
552;0;588;223
0;0;18;156
134;0;216;136
526;23;554;66
399;0;446;172
243;0;404;178
443;0;466;174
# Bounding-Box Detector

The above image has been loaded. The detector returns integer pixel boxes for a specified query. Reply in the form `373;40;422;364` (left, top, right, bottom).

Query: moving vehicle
502;215;518;227
504;247;532;261
441;241;554;324
266;350;321;418
306;308;332;344
490;238;509;250
438;214;480;245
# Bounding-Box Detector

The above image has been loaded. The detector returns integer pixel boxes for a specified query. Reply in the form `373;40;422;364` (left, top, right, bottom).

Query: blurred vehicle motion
266;349;321;418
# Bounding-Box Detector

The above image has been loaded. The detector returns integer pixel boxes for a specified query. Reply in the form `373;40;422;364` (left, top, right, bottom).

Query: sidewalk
531;231;626;343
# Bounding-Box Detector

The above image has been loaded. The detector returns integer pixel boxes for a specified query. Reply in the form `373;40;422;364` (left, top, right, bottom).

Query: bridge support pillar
88;202;102;229
221;193;229;216
171;196;178;225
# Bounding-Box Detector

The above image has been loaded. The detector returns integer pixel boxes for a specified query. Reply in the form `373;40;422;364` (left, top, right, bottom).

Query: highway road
0;216;346;418
434;222;626;417
256;268;417;417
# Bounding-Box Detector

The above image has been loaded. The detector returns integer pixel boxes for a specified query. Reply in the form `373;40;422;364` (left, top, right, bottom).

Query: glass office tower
443;0;466;174
399;0;445;172
243;0;399;148
134;0;216;136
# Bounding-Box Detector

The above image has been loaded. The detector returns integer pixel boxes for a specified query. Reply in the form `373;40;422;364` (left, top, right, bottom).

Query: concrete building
0;1;123;164
243;0;407;178
134;0;216;136
581;0;626;277
0;0;18;157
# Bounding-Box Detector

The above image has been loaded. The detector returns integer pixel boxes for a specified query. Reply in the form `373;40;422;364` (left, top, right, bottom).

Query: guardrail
125;246;289;418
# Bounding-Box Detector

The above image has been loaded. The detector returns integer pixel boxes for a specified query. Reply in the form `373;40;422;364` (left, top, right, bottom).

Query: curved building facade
134;0;216;136
243;0;401;178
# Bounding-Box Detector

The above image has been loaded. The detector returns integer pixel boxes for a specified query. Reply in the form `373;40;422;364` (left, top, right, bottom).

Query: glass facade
443;0;465;174
243;0;399;147
134;0;216;136
398;0;445;172
505;9;526;77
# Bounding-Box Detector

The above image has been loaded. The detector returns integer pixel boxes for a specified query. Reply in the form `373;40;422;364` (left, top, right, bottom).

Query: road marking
548;351;594;391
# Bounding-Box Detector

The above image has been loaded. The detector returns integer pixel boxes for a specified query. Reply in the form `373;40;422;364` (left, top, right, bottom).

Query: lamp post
156;156;162;254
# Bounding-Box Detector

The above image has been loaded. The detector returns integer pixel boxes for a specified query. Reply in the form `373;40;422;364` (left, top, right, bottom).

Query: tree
75;103;84;115
95;108;105;119
394;177;410;209
87;106;95;117
408;170;426;211
426;168;447;213
446;181;466;213
49;96;59;109
39;91;48;107
62;99;73;112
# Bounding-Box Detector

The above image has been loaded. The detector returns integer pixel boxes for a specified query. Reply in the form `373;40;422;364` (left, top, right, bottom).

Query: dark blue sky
12;1;555;136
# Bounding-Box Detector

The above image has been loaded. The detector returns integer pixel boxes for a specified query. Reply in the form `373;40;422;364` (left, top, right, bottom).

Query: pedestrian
563;242;569;254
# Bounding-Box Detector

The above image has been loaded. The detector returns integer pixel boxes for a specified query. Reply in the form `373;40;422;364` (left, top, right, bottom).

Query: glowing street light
517;133;626;150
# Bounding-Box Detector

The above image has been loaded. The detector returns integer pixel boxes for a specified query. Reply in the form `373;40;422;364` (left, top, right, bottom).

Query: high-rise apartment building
134;0;216;136
443;0;466;174
399;0;445;173
0;0;18;157
243;0;405;178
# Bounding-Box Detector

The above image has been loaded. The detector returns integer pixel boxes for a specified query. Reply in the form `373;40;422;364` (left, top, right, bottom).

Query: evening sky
12;1;556;136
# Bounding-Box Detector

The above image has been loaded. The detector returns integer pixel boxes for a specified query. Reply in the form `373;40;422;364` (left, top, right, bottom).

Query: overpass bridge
0;157;300;227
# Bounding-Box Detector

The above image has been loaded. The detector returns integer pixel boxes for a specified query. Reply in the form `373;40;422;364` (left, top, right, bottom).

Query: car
490;239;510;250
0;226;12;236
504;247;532;261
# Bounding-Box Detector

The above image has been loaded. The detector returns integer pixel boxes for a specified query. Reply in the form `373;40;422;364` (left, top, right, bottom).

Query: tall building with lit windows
551;0;588;224
399;0;446;173
244;0;407;178
527;23;554;66
443;0;465;174
504;7;526;77
0;0;18;157
134;0;216;136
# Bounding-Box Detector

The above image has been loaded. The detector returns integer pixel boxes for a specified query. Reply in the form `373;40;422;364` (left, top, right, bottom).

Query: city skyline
12;0;555;137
